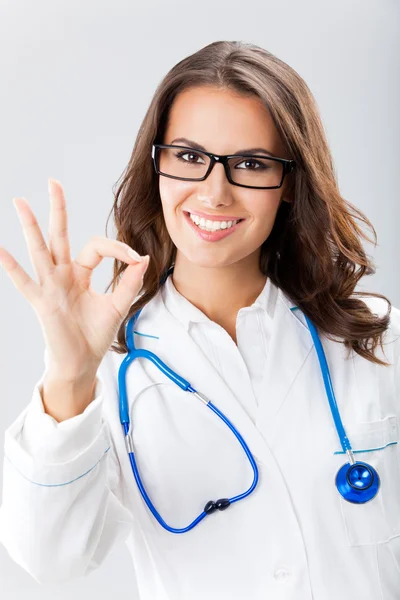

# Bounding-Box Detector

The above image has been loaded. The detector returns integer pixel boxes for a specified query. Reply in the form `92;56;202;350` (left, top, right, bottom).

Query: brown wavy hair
104;40;392;366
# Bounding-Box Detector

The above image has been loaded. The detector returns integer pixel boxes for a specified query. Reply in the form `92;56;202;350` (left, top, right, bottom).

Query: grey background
0;0;399;597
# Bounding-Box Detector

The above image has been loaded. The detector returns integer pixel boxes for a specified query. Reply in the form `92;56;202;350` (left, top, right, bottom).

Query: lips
184;210;245;223
183;209;245;242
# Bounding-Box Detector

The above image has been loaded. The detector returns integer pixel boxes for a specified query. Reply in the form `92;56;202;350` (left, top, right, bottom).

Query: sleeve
0;348;135;585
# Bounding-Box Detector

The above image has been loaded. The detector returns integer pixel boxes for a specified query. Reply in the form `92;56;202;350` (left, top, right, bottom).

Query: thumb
111;255;150;319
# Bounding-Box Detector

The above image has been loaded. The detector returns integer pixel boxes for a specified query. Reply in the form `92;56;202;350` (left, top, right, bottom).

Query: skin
159;85;292;344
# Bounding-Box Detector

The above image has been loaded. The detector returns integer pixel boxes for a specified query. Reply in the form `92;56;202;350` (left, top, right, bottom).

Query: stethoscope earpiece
336;461;380;504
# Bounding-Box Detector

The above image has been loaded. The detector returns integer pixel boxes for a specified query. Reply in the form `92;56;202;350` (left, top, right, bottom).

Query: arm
0;351;134;585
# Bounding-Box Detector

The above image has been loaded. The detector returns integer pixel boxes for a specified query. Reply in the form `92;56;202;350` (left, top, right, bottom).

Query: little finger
0;245;41;303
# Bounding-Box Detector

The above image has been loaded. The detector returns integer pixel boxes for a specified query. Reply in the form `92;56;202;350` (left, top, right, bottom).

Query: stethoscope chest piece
336;461;380;504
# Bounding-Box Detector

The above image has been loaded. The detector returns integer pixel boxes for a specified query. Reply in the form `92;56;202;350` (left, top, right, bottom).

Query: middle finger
48;178;72;266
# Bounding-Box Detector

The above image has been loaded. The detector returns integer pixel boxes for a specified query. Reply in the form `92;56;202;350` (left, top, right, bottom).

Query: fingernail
13;197;26;212
127;248;144;262
48;178;57;195
140;255;150;274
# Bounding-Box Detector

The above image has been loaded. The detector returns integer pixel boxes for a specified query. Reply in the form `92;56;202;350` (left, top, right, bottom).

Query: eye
235;158;266;171
174;150;206;164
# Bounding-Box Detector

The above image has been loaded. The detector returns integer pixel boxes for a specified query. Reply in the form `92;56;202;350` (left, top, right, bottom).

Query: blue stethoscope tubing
119;308;258;534
118;269;380;534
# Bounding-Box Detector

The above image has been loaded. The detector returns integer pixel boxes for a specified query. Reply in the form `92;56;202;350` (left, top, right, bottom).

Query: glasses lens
158;147;210;180
157;147;284;188
228;155;283;188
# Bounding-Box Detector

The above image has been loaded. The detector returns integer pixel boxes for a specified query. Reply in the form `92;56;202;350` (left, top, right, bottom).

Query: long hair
104;40;391;366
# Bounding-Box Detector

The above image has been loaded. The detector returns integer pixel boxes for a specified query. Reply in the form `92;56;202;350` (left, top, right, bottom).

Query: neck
170;251;267;324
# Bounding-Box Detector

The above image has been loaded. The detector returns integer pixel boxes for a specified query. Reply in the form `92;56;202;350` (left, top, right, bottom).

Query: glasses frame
151;143;296;190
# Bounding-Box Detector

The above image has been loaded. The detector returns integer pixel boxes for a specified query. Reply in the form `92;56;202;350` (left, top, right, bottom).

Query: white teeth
189;213;239;232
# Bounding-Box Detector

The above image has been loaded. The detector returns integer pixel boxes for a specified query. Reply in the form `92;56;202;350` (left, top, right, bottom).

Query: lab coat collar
134;278;314;463
162;273;278;331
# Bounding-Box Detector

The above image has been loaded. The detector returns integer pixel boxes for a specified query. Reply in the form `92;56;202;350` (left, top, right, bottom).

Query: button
274;567;291;582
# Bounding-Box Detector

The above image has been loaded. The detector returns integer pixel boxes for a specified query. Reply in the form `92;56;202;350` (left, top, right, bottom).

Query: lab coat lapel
255;289;314;436
136;286;314;465
136;291;273;463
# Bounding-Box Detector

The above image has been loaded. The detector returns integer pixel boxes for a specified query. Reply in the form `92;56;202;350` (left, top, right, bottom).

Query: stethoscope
118;266;380;534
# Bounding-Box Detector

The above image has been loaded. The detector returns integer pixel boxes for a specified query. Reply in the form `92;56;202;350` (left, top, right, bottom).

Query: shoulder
358;294;400;365
360;294;400;331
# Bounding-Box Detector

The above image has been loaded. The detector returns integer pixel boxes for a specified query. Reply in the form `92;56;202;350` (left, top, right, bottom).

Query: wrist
41;372;99;422
44;362;100;386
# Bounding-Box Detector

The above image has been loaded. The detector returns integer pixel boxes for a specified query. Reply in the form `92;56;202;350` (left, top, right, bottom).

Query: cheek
247;193;282;231
159;180;191;239
159;179;190;211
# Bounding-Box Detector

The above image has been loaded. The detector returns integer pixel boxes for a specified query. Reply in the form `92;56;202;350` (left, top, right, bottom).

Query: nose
197;160;233;206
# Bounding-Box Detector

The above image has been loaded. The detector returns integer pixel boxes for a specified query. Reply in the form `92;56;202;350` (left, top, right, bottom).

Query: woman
1;40;399;600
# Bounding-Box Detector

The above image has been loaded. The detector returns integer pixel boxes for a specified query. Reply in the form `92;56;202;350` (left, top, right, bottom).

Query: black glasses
151;144;296;190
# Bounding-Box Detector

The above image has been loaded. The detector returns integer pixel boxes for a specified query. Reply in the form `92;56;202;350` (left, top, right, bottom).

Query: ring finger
13;197;55;283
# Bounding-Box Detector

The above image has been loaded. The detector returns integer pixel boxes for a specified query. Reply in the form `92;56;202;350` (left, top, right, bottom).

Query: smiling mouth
183;211;245;231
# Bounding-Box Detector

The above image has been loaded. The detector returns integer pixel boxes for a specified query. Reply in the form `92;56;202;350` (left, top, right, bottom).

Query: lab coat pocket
338;415;400;546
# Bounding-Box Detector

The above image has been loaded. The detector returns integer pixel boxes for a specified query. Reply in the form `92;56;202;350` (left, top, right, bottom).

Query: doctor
1;40;400;600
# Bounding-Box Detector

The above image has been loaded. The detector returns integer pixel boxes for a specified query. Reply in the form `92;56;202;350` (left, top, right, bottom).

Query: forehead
164;86;282;153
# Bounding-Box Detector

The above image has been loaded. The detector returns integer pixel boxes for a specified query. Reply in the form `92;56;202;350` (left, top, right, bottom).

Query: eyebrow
169;137;277;158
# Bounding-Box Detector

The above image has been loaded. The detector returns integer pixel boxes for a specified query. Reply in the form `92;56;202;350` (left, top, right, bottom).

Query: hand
0;178;150;381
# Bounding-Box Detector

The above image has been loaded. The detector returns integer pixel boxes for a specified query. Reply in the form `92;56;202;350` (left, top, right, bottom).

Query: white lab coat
1;275;400;600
